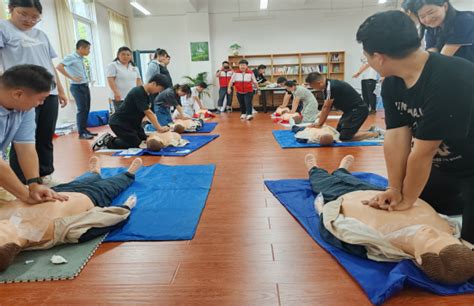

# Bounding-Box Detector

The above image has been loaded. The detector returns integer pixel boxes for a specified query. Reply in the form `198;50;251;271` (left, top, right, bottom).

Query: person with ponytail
144;48;172;85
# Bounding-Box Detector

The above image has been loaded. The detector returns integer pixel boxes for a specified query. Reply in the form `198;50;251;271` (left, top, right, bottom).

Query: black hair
1;64;55;92
284;80;296;87
257;64;267;70
178;84;192;97
148;74;171;88
276;77;287;84
113;46;136;66
8;0;42;14
76;39;91;50
196;82;208;89
356;11;421;59
401;0;416;12
412;0;457;49
153;48;169;60
222;61;230;65
305;72;324;84
239;59;249;65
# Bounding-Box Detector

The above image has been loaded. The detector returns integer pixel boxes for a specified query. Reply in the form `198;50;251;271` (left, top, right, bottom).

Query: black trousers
337;106;369;141
10;95;59;182
108;124;147;149
419;167;474;244
236;92;253;115
361;79;377;111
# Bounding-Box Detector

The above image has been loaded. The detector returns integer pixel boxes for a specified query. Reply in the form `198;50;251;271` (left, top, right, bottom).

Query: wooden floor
0;111;472;305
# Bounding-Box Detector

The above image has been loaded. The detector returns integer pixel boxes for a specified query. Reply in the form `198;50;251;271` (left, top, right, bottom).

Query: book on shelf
301;64;328;74
331;53;341;62
272;65;299;75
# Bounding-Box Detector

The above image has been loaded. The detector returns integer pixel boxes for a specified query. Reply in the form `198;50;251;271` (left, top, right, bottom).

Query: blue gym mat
145;122;218;133
272;130;383;148
264;173;474;305
98;163;215;241
113;134;219;157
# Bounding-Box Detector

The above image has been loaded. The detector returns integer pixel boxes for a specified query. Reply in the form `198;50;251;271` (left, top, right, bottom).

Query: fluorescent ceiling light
130;1;151;15
378;0;387;3
260;0;268;10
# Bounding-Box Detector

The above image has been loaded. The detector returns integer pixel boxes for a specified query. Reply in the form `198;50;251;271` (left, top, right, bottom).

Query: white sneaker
41;175;62;187
252;108;258;114
240;114;246;120
246;115;254;120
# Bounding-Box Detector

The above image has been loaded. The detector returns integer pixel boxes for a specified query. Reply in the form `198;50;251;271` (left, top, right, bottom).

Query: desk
258;87;321;113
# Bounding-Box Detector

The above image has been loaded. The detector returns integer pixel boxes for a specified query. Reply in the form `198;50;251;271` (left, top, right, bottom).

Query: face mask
223;66;229;69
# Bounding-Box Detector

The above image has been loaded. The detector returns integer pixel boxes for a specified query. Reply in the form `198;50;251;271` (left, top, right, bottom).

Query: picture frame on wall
190;42;209;62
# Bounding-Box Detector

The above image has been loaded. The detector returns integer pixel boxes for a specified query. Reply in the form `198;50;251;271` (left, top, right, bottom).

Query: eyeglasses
418;10;437;21
14;9;42;23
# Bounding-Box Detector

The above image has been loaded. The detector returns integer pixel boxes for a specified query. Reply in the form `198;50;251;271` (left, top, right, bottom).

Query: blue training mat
264;173;474;305
145;122;218;133
272;130;383;148
113;134;219;157
98;163;215;241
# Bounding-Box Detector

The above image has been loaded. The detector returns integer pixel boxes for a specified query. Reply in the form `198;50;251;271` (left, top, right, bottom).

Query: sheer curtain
0;0;6;20
108;10;131;57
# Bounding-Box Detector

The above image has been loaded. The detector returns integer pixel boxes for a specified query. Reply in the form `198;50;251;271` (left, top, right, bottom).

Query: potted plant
183;72;211;98
230;43;241;56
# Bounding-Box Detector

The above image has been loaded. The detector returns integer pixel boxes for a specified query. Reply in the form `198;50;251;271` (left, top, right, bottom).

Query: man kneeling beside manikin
304;154;474;284
0;157;143;272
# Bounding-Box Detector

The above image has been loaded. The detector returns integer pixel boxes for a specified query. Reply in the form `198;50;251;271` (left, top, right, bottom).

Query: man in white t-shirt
353;56;378;114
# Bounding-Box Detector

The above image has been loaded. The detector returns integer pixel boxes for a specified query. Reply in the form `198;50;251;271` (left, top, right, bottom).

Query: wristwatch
26;177;43;185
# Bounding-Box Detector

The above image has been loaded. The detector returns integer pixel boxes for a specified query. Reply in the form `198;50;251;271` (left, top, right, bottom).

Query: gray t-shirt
294;86;319;123
106;61;141;100
0;20;58;95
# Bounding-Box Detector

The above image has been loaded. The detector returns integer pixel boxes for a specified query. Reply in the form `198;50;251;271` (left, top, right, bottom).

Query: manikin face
118;51;132;65
8;89;50;111
9;7;41;31
239;63;248;71
412;225;460;264
417;3;448;28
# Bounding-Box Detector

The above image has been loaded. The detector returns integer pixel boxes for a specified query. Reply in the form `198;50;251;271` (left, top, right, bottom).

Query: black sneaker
79;133;94;140
86;130;98;136
92;133;113;151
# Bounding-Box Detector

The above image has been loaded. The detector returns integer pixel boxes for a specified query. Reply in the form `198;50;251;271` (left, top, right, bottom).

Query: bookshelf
227;51;345;109
228;51;345;84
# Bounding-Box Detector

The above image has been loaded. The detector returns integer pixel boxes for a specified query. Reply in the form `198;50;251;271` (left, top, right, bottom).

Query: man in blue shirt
57;39;96;140
0;65;68;204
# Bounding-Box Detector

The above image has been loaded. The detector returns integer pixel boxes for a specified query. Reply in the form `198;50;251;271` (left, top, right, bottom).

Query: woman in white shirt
352;56;378;114
106;46;142;112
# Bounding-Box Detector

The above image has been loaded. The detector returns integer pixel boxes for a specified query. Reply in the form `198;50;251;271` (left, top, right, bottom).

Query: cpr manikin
304;154;474;285
145;131;189;151
169;118;204;133
294;125;340;145
0;157;143;272
273;106;303;124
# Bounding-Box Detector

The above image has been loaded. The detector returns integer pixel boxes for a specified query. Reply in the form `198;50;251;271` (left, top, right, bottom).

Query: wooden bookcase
228;51;345;84
227;51;345;109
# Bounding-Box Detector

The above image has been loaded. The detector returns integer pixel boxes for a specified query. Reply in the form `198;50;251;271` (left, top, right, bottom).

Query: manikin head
413;225;474;284
76;39;91;57
8;0;42;31
0;65;55;111
356;11;421;78
238;59;249;71
306;128;334;145
305;73;326;91
146;137;165;151
172;124;185;134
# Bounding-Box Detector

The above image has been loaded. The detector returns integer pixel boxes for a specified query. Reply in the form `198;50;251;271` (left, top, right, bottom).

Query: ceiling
98;0;400;17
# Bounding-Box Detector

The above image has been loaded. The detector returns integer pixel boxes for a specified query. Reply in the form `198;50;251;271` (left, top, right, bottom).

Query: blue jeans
70;84;91;134
155;104;173;126
52;172;135;207
218;87;233;109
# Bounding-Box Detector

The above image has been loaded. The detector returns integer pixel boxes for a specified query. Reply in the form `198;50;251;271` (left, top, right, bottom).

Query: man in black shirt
356;11;474;243
252;64;269;86
92;74;171;150
305;73;375;141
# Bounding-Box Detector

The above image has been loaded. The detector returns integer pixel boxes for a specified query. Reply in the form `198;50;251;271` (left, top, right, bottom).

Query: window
69;0;104;86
